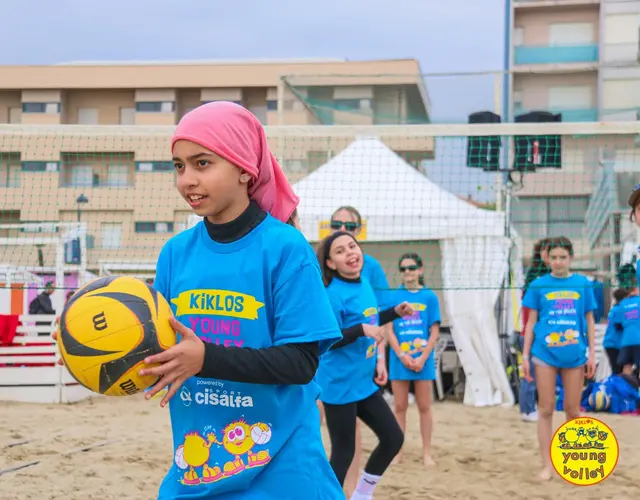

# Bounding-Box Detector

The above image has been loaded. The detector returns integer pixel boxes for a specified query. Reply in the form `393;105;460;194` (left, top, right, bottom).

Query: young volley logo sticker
550;417;619;486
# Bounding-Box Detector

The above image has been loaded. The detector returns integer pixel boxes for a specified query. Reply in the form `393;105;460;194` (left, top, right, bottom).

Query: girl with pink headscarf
138;102;345;499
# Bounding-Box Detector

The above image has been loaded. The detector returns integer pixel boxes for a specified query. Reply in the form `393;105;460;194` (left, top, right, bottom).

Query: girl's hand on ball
139;317;205;408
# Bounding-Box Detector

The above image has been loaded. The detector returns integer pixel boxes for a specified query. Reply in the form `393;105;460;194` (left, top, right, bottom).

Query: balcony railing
514;44;599;65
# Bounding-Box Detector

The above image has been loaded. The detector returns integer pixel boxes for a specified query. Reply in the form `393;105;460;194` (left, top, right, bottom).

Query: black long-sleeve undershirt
195;201;320;385
199;342;320;385
329;306;400;350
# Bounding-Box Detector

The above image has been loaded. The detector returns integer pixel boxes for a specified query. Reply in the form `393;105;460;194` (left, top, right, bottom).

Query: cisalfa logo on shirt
179;386;254;408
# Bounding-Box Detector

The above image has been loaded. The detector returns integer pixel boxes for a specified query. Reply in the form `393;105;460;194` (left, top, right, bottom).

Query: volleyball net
0;121;639;299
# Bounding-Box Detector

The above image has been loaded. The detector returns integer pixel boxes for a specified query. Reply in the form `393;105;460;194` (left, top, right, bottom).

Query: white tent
293;137;518;407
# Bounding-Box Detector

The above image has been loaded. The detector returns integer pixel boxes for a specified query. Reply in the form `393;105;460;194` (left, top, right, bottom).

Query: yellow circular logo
550;417;619;486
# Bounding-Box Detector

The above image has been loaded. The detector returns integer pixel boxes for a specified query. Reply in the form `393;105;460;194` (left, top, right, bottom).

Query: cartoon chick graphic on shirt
175;420;272;485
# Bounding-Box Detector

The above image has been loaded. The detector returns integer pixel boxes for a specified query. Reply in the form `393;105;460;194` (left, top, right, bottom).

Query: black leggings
606;348;623;375
323;390;404;485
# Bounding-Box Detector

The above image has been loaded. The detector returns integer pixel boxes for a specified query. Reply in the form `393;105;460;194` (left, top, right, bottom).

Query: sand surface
0;396;638;500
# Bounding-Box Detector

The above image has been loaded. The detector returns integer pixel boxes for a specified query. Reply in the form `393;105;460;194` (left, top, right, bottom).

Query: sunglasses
399;265;420;272
330;220;361;232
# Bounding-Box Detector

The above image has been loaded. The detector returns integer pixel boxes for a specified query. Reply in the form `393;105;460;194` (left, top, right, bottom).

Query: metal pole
499;0;514;367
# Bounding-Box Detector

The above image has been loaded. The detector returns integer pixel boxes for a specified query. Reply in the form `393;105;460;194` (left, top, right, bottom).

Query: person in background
522;236;596;482
29;282;56;335
322;205;393;497
387;252;440;467
627;183;640;286
584;271;605;323
316;231;407;500
65;290;75;305
518;238;550;422
603;287;629;376
611;276;640;378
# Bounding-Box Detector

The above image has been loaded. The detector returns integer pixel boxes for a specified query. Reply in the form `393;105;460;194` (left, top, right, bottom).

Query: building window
70;165;94;187
548;22;594;45
120;107;135;125
100;223;122;249
78;108;99;125
248;105;267;124
134;222;174;233
22;102;60;114
0;164;20;187
107;165;129;187
135;161;174;172
513;90;523;112
513;27;524;47
512;196;589;240
334;99;362;111
21;161;59;172
9;107;21;123
135;101;175;113
267;100;278;111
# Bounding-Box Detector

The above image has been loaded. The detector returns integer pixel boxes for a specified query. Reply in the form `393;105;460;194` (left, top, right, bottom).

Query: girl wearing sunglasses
325;205;393;495
387;252;440;467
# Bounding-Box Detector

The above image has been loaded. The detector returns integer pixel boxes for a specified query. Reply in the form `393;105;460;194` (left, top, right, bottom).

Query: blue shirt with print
153;216;344;500
603;304;622;350
389;287;441;381
522;274;596;369
316;276;380;405
612;295;640;348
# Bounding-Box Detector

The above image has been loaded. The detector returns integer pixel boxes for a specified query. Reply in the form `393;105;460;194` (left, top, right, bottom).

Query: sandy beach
0;395;637;500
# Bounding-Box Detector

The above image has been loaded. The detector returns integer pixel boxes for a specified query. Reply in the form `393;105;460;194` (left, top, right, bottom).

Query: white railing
0;314;93;404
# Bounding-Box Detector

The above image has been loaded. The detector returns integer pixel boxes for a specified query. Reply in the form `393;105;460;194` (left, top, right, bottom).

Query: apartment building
508;0;640;266
0;58;433;274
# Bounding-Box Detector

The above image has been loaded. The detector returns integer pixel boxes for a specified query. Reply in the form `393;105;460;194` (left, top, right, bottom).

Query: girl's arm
329;324;365;350
522;309;538;358
379;306;400;325
386;322;404;358
199;342;319;385
420;322;440;360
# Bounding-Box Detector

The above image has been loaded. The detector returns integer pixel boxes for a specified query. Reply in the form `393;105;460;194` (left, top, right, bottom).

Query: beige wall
65;90;136;125
0;92;21;124
514;73;597;109
0;59;429;128
0;60;425;90
514;6;600;45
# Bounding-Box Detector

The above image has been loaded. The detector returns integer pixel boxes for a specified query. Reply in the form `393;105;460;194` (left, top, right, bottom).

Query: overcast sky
1;0;507;200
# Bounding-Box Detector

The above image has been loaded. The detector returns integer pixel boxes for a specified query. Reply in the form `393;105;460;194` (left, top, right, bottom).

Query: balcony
514;44;599;65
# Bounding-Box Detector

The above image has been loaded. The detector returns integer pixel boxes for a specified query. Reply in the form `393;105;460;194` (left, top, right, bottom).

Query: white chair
434;336;449;401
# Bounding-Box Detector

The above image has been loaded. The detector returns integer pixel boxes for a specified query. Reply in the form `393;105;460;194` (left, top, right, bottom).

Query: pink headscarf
171;101;299;223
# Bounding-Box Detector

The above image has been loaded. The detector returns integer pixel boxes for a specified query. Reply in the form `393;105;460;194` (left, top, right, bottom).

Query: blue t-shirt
587;277;605;323
522;274;596;369
612;295;640;348
153;216;344;500
362;254;392;309
602;305;622;350
389;287;441;381
316;276;380;405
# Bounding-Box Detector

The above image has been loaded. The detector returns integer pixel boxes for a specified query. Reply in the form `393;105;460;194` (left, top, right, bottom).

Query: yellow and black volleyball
57;276;176;396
